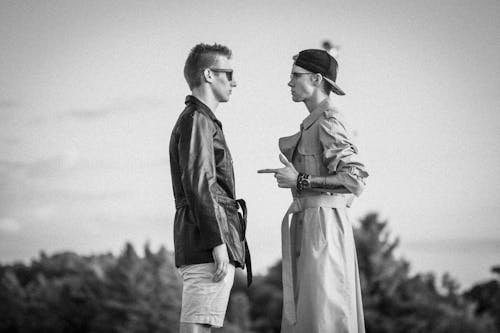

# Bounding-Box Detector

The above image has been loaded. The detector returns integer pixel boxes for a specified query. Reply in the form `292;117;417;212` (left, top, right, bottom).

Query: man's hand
212;243;230;282
257;154;299;188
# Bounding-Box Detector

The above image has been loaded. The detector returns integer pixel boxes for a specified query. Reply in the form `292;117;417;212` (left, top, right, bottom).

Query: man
258;49;368;332
169;43;251;333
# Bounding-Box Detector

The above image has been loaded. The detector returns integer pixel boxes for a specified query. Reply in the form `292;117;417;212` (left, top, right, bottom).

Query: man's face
288;64;315;103
210;56;237;103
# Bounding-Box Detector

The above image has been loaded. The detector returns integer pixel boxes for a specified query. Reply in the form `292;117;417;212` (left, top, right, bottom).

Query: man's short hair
184;43;232;89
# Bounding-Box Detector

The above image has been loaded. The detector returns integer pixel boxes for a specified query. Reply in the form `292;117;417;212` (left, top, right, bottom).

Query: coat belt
175;196;252;286
281;194;350;325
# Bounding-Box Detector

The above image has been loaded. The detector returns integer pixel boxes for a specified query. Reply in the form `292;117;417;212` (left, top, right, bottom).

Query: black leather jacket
169;96;250;274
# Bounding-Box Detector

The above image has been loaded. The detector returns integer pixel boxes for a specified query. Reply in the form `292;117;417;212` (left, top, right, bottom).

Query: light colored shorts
178;262;235;328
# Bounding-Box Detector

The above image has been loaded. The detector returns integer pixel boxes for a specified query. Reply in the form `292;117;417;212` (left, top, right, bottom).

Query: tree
354;212;496;333
464;266;500;332
1;217;497;333
0;243;182;333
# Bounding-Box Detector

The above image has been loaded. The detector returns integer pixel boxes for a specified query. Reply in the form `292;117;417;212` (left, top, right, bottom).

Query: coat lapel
279;131;301;161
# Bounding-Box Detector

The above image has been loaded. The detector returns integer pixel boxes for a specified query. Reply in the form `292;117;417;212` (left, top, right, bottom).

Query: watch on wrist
296;173;311;192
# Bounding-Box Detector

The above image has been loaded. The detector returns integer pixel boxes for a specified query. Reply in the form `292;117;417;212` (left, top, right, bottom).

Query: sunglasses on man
210;68;234;82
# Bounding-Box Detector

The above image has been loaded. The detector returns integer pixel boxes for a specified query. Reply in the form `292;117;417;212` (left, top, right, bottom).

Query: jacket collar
185;95;222;129
301;97;337;130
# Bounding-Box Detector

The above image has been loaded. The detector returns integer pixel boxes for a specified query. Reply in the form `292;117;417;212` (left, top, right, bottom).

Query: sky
1;0;499;288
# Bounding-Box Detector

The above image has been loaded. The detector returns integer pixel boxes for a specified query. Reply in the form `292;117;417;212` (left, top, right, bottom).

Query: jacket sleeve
318;117;369;196
178;111;224;250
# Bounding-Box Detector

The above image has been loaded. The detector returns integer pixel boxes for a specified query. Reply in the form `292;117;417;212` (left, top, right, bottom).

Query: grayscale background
1;0;499;290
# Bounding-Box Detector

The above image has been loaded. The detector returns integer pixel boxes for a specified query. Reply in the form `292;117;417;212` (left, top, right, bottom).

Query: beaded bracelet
296;173;309;192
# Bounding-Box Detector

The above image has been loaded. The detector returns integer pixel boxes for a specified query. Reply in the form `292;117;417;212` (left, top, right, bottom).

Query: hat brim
323;77;346;96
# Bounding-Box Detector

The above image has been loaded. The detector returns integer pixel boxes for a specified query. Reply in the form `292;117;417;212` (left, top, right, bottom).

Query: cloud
60;96;166;121
0;218;21;233
0;100;20;123
65;108;115;120
0;148;80;179
0;159;25;182
21;96;167;126
0;99;19;110
0;137;20;145
32;204;58;221
0;99;52;128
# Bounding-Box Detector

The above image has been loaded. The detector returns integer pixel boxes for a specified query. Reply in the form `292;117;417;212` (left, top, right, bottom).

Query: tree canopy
0;213;498;333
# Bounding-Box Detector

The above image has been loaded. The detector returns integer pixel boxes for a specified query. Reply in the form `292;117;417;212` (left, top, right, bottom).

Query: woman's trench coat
279;98;368;333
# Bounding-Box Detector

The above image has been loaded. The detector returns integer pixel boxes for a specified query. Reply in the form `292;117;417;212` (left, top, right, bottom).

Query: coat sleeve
178;111;224;250
318;116;369;196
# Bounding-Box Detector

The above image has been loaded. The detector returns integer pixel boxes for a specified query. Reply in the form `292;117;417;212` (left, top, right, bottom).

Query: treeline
0;213;498;333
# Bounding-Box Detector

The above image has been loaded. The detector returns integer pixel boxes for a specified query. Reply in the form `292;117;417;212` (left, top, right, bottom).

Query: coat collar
301;97;338;130
185;95;223;129
280;98;340;162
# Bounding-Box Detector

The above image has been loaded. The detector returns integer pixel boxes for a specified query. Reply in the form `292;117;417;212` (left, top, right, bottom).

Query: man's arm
178;111;229;281
258;155;364;195
178;111;223;248
259;114;368;196
317;117;368;196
